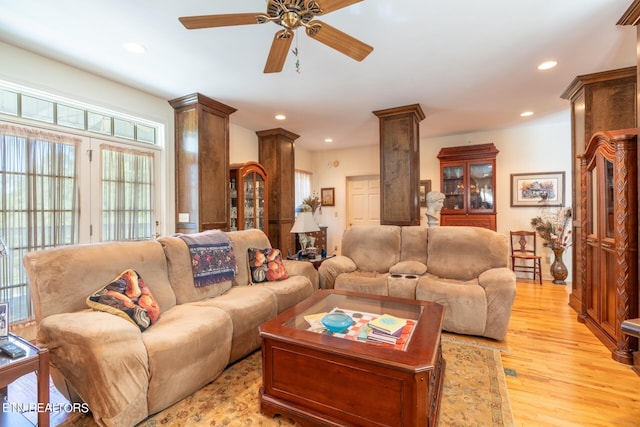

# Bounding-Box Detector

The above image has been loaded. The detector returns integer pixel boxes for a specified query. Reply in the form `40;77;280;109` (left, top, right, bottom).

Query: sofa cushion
426;226;508;281
248;247;288;283
334;272;389;295
86;269;160;331
158;236;233;304
192;286;277;363
141;304;233;414
416;273;487;336
255;275;315;313
37;310;150;426
389;261;427;276
341;225;401;273
400;226;428;264
23;240;177;323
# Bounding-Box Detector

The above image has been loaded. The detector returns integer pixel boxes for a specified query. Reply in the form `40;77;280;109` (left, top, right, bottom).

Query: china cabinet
229;161;268;233
579;129;638;365
437;143;498;231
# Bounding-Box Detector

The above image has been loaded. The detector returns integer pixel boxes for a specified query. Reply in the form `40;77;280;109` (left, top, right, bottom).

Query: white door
347;175;381;228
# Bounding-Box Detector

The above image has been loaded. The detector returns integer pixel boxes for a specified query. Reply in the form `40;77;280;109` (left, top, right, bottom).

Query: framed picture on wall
419;180;432;207
321;187;335;206
510;171;565;207
0;302;8;338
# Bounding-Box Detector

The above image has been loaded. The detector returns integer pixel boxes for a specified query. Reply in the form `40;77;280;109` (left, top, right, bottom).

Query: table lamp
290;208;320;257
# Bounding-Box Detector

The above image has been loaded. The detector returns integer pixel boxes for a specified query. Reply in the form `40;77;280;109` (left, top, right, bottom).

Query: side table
287;254;335;270
0;333;49;427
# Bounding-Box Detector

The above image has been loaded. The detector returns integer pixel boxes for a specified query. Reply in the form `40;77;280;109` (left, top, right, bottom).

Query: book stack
366;314;407;344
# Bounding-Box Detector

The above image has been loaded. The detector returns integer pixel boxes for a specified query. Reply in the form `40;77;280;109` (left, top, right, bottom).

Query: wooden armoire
560;66;637;313
579;129;638;364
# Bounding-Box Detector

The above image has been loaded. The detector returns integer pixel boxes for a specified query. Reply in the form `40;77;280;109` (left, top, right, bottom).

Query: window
0;124;80;322
295;169;312;208
0;83;160;145
101;145;155;241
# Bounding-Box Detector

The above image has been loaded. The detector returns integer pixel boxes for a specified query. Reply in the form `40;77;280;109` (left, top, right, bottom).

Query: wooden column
258;128;299;252
373;104;425;225
169;93;236;234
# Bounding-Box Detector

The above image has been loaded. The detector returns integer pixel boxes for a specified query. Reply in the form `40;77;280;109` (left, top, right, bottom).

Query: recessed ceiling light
537;60;558;70
324;138;333;143
123;42;146;54
275;114;286;120
521;111;534;117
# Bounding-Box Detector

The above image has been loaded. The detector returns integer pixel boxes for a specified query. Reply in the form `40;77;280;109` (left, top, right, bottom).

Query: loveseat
23;229;318;427
318;225;516;340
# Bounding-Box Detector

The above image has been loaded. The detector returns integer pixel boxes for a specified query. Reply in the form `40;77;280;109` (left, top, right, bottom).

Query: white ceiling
0;0;636;151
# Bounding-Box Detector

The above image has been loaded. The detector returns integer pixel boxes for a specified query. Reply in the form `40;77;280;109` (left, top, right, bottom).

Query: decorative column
258;128;299;252
373;104;425;226
169;93;236;233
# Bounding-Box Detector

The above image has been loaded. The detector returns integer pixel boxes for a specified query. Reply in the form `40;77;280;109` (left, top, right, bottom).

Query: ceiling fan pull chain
294;28;302;74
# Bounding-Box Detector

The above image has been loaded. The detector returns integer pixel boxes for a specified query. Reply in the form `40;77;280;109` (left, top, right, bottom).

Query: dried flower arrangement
531;207;573;249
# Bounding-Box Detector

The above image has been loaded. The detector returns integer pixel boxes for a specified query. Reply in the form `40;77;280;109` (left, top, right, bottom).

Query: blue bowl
322;313;353;333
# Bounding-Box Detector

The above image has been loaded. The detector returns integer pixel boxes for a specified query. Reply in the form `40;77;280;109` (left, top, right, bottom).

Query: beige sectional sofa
318;225;516;340
23;229;317;427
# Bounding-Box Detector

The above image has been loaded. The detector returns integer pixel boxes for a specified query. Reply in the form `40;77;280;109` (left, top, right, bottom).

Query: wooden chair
510;231;542;284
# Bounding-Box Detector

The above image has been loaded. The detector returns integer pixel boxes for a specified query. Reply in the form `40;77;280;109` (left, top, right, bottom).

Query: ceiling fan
179;0;373;73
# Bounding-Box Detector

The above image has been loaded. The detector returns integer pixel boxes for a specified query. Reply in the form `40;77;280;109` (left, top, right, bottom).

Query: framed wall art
419;180;432;207
321;187;335;207
510;171;565;207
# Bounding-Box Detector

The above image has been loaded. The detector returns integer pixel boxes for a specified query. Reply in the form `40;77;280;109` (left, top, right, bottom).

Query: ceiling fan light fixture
282;11;300;28
275;114;286;120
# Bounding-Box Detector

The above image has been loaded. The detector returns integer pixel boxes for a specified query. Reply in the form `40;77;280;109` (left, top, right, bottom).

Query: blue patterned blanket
177;230;237;288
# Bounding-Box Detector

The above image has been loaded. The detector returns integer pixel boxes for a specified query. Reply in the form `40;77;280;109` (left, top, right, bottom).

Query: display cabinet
579;129;637;365
560;66;636;313
229;161;268;233
437;143;498;231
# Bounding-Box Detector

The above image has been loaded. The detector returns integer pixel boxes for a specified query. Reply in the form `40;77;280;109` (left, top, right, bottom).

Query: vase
550;247;568;285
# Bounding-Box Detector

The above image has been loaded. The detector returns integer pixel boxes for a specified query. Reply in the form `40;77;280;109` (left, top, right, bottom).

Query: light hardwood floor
504;279;640;427
6;279;640;426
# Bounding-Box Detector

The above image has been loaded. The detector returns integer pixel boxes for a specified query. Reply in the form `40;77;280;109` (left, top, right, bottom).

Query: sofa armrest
38;310;150;426
282;259;319;289
318;256;357;289
478;267;517;340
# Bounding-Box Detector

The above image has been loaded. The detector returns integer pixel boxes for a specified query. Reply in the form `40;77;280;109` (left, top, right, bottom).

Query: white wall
307;112;574;285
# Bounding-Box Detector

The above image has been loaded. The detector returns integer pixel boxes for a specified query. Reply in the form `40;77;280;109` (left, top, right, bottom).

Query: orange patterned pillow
87;269;160;331
247;248;289;284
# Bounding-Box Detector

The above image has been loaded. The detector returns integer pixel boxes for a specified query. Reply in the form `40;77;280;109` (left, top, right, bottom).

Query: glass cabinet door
255;174;265;231
469;162;494;211
442;164;465;210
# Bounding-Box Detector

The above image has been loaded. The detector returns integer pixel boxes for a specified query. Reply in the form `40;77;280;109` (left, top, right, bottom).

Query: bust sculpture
426;191;445;227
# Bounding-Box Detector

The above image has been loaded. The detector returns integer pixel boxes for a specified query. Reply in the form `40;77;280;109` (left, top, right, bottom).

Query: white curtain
295;169;312;208
0;123;80;323
101;144;154;241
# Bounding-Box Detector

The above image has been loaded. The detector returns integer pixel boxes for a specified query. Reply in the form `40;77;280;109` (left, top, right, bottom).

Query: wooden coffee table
259;289;445;427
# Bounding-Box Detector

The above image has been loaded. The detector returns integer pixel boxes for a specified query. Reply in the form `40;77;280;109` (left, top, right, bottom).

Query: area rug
58;339;514;427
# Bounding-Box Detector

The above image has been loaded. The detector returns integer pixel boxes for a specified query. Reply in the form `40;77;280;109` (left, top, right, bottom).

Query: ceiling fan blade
264;30;294;73
319;0;364;14
306;21;373;61
179;13;261;29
